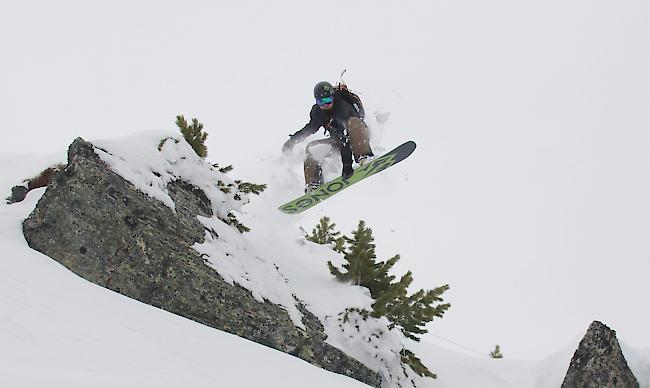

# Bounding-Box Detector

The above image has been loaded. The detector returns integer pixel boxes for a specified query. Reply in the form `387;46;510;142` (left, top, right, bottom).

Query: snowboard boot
357;154;376;166
305;181;323;193
304;159;324;191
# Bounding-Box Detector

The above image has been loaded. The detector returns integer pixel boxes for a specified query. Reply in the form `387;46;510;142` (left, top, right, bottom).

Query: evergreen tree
327;220;397;296
307;217;346;253
400;349;436;378
373;275;450;341
212;164;265;234
314;218;451;381
224;212;250;233
324;220;450;341
158;122;265;234
176;115;208;158
490;344;503;359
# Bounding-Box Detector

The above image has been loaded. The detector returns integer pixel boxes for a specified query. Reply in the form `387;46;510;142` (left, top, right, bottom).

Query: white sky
2;0;650;361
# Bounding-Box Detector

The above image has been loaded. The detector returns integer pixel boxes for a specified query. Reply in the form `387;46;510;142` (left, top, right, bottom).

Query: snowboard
279;141;416;214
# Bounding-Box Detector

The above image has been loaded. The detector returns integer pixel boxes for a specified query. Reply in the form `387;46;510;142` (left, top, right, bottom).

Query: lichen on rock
562;321;639;388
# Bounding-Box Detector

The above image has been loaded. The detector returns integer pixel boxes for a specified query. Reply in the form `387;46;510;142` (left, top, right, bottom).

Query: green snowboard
279;141;416;214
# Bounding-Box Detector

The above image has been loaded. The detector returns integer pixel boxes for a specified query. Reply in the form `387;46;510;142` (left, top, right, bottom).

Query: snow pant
304;117;373;185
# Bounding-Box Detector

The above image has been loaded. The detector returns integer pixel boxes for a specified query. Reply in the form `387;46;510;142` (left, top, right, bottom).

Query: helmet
313;81;334;99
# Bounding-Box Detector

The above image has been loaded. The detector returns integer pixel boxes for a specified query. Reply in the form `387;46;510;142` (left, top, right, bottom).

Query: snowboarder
282;81;375;192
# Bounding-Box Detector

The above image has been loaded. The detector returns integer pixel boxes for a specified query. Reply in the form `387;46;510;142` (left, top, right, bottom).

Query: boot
357;154;376;166
305;181;323;193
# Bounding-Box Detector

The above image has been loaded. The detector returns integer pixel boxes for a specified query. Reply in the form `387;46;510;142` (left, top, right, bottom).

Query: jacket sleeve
289;105;325;144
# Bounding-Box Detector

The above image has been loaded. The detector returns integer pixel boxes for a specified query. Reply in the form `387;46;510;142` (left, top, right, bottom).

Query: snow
93;131;248;219
0;163;369;388
2;136;649;387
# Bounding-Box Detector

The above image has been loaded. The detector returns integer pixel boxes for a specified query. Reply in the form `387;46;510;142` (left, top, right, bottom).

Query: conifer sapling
306;217;346;253
490;344;503;359
176;115;208;158
319;218;451;380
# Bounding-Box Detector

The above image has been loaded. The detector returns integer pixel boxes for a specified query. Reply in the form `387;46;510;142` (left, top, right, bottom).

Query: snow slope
2;135;649;387
0;153;367;388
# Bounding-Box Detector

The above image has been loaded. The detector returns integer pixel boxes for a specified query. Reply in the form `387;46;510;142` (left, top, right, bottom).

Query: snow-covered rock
20;135;381;387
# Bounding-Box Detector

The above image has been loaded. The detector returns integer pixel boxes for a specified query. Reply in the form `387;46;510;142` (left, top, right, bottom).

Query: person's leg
304;138;340;188
336;135;354;179
346;117;373;162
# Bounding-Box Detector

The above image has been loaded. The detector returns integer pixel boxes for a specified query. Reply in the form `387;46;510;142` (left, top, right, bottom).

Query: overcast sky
2;0;649;361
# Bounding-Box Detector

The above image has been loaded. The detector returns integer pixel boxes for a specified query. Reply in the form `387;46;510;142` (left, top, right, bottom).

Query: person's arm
282;106;324;152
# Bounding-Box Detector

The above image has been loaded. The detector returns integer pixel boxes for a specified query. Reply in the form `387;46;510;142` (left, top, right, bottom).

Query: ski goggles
316;96;333;106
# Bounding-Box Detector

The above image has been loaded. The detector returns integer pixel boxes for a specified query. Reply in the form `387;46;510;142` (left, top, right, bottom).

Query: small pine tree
158;122;265;234
306;217;346;253
372;271;450;341
327;220;397;296
325;220;450;341
490;344;503;359
225;212;250;233
315;218;451;381
176;115;208;158
401;349;436;378
214;164;266;234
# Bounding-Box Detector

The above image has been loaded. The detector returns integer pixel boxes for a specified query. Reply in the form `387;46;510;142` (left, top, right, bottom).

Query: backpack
335;82;365;119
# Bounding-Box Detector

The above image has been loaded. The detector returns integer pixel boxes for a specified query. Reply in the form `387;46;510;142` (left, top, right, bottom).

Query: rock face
562;321;639;388
22;138;381;387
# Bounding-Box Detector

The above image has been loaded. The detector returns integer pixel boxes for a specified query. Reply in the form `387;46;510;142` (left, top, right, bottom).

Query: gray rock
7;184;28;204
22;137;381;387
562;321;639;388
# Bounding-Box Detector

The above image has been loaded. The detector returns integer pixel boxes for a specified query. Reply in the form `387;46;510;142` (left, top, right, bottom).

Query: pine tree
307;217;346;253
490;344;503;359
327;220;397;296
176;115;208;158
324;220;450;341
315;218;451;381
401;349;436;378
213;163;265;234
373;279;450;341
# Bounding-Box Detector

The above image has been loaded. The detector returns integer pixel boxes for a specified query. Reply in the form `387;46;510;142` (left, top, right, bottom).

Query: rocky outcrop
562;321;639;388
22;138;381;387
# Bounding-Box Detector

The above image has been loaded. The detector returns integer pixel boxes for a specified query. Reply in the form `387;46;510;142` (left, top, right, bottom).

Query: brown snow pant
304;117;372;185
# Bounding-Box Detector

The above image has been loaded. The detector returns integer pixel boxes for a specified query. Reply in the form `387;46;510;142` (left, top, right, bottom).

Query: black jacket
290;89;365;143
